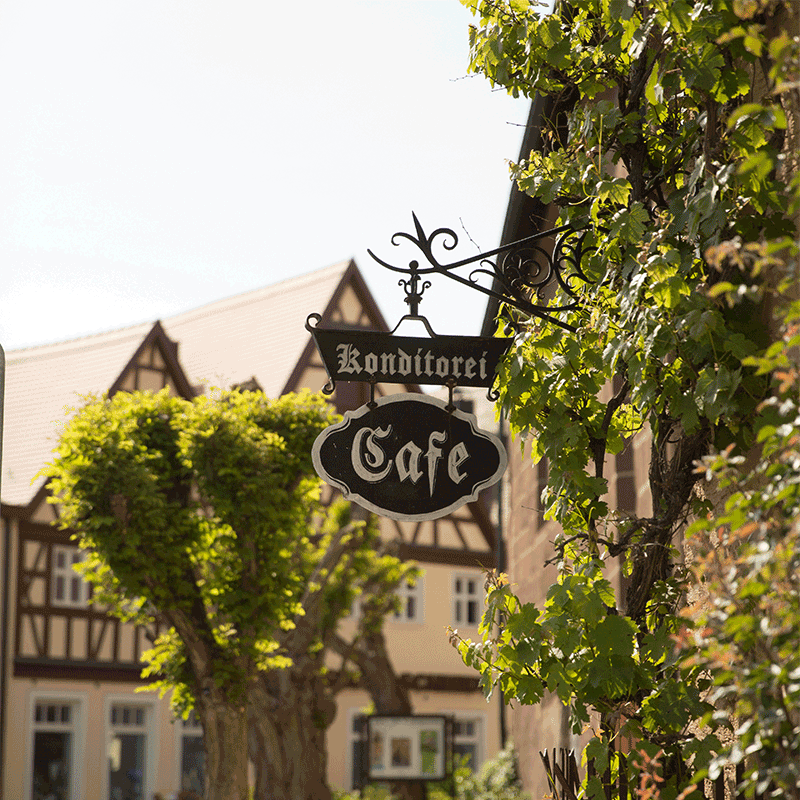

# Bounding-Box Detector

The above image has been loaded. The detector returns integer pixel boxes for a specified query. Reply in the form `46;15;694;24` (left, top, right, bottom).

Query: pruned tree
45;388;417;800
449;0;798;796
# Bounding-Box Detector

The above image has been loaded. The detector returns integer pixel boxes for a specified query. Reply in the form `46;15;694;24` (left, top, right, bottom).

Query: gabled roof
2;260;356;508
2;320;154;508
161;261;359;398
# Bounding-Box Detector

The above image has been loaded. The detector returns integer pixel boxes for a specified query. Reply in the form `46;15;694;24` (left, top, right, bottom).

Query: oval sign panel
312;393;507;521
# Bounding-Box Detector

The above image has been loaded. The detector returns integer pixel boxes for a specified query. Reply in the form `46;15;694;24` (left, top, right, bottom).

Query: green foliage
451;569;715;768
444;745;529;800
454;0;798;797
682;268;800;795
45;389;331;696
334;745;528;800
333;786;393;800
44;388;414;712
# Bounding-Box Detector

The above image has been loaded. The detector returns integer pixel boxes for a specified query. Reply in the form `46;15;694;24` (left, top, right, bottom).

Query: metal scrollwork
368;213;593;333
305;313;336;395
398;272;431;317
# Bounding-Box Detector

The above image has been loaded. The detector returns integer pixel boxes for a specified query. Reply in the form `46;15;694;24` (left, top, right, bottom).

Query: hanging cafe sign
312;393;506;521
308;213;591;522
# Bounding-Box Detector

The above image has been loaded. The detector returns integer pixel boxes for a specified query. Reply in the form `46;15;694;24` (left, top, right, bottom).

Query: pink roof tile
2;261;353;508
2;323;154;506
162;261;351;397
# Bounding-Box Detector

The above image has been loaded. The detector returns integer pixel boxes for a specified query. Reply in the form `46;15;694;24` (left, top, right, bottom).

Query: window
51;546;90;608
452;573;482;626
452;717;483;770
108;703;150;800
179;711;205;796
30;699;80;800
349;713;369;791
393;577;423;623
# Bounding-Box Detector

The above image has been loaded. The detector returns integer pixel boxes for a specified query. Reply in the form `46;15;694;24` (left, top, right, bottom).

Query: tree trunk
196;682;250;800
249;668;336;800
165;608;251;800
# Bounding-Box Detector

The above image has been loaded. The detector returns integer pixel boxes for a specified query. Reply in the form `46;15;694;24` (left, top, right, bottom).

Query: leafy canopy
452;0;798;796
45;388;409;706
683;273;800;795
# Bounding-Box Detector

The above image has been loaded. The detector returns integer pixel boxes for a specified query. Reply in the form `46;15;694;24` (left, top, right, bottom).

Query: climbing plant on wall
450;0;799;795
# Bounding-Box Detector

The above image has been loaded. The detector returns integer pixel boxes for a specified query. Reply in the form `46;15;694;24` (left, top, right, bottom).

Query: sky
0;0;531;352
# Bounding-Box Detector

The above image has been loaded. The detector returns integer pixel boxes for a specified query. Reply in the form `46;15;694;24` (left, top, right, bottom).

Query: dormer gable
282;261;417;400
321;261;388;331
108;321;195;399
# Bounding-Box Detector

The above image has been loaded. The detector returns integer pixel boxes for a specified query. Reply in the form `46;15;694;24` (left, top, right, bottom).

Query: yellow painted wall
337;562;487;678
7;677;186;800
327;560;503;791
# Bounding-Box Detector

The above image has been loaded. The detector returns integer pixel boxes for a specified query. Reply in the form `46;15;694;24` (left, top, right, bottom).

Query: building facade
0;260;503;799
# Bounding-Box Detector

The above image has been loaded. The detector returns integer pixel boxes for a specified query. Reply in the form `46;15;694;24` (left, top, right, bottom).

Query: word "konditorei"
336;344;490;381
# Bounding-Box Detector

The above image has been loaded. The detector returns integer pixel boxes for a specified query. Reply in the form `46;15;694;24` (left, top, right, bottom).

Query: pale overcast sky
0;0;531;351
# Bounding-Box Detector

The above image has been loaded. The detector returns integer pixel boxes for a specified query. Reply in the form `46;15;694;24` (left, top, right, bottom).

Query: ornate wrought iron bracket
367;212;593;333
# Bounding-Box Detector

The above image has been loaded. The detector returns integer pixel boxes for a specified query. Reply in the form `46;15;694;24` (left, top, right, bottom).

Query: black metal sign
312;394;506;521
306;315;512;393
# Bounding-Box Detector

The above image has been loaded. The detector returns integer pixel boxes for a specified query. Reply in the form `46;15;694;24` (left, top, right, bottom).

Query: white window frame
346;708;370;791
51;545;90;608
346;709;486;785
26;691;86;800
452;572;483;627
442;710;486;773
104;695;159;800
452;714;485;770
173;709;205;795
392;576;424;623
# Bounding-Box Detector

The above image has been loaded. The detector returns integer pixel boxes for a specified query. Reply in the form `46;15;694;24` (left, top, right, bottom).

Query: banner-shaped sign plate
306;321;513;389
312;393;507;521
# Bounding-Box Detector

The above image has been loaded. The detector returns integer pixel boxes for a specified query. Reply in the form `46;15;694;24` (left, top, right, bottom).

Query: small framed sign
366;715;451;782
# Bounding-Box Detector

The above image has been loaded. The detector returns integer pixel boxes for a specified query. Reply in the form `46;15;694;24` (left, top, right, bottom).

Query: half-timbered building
0;260;502;799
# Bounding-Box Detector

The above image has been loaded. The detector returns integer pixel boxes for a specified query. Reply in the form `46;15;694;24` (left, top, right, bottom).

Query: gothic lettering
364;352;378;374
448;442;469;484
380;352;396;373
351;426;392;482
348;426;472;497
426;431;446;495
337;343;362;374
396;440;423;484
312;393;509;522
398;349;412;375
331;344;497;386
